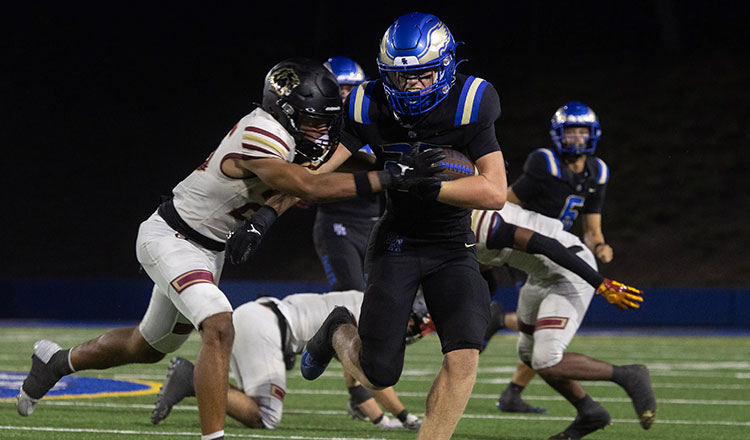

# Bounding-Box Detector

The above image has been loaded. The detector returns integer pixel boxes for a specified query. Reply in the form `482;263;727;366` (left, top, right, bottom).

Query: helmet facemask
289;110;343;168
549;102;602;155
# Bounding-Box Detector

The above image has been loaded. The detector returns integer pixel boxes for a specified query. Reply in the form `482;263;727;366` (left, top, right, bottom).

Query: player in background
473;202;655;439
151;290;421;430
300;13;509;440
314;56;382;293
317;56;396;420
489;101;615;413
16;58;442;440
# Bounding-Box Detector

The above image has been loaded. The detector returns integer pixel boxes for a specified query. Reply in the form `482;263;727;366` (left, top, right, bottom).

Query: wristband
353;171;373;197
253;205;278;229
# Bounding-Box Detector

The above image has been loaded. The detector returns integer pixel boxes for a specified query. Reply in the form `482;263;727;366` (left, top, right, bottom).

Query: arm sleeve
525;233;604;288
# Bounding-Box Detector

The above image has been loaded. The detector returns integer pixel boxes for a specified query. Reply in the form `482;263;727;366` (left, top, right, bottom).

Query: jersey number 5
559;195;584;230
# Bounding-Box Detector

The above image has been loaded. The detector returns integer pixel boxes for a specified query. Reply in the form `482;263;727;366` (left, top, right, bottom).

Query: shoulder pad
593;157;609;184
454;76;491;126
348;80;379;125
524;148;562;178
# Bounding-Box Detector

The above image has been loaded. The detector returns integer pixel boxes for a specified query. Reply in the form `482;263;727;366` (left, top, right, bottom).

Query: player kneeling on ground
152;290;422;430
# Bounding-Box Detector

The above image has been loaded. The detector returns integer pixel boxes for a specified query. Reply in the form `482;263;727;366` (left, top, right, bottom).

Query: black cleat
497;384;549;414
497;396;549;414
151;357;196;425
17;340;69;416
548;403;611;440
300;306;356;380
618;364;657;429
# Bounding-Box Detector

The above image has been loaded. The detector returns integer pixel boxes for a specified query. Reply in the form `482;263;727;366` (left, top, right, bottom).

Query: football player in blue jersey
490;102;615;416
300;12;508;439
314;56;383;294
509;101;612;262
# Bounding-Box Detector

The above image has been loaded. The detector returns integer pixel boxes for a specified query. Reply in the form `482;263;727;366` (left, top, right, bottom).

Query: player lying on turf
151;290;422;430
473;202;655;439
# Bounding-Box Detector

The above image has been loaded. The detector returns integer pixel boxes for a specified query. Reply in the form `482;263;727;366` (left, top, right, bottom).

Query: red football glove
596;278;644;310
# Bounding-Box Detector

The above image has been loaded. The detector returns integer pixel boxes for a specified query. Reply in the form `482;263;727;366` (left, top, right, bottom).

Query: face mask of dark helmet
262;58;344;168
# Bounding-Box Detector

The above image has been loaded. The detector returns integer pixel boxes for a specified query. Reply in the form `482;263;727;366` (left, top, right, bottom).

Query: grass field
1;326;749;439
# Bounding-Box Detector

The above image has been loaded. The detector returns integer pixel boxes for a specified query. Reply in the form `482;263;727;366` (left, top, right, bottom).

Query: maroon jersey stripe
170;269;214;294
244;126;290;153
535;317;569;331
241;143;284;158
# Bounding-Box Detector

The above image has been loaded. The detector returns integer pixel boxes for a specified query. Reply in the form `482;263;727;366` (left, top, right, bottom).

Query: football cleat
17;340;68;416
497;394;549;414
618;364;657;429
548;403;611;440
402;413;422;431
346;398;369;421
374;414;401;429
300;306;356;380
151;357;196;425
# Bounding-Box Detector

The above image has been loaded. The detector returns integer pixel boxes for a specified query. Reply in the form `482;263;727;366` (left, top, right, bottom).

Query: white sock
201;430;224;440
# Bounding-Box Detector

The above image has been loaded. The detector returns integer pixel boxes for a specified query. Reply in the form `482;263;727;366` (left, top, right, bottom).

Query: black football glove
379;146;446;191
226;205;278;265
408;177;443;201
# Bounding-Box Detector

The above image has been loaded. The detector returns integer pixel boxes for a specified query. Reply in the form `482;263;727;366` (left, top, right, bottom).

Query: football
435;148;476;180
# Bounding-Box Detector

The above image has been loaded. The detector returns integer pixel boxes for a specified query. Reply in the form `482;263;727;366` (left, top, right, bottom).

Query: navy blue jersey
341;73;502;239
510;148;609;230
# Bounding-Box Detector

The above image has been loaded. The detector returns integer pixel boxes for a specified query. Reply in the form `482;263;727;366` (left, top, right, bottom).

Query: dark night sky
4;2;750;287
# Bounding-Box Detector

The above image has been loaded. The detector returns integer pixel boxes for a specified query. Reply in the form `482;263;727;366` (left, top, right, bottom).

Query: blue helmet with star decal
377;12;459;115
550;101;602;155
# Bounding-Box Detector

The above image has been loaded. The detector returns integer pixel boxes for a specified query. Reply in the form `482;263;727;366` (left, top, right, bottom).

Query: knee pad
516;332;534;366
530;338;564;371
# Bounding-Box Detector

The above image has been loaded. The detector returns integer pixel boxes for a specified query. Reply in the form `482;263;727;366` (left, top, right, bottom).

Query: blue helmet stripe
454;76;488;125
349;81;376;124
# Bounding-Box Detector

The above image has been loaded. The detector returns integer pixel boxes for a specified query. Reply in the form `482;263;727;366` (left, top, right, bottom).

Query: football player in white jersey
15;58;443;440
150;289;422;431
472;203;656;439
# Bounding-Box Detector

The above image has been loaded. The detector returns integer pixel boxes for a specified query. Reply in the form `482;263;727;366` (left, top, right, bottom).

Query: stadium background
4;3;749;322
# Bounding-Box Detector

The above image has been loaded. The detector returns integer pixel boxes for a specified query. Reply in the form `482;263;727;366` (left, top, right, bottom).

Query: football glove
226;205;277;265
380;146;445;191
596;278;644;310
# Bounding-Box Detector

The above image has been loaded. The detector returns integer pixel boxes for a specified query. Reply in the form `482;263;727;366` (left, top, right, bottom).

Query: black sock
397;409;409;423
50;349;74;376
610;365;628;386
572;394;597;413
372;413;384;425
506;382;525;394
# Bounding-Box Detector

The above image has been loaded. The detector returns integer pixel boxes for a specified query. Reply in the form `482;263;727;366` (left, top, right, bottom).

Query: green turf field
1;326;749;439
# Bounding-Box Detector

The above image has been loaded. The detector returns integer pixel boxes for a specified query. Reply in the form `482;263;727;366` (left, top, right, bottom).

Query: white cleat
16;388;41;416
16;340;64;416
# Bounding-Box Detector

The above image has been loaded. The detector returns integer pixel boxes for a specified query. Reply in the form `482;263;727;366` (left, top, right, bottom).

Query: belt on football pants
157;197;225;252
260;301;289;353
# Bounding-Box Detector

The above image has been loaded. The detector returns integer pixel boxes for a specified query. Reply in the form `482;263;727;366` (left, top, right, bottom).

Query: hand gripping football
434;148;476;180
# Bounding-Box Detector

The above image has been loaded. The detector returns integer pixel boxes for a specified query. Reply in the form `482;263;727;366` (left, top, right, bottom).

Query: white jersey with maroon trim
257;290;364;354
472;202;597;279
172;107;297;242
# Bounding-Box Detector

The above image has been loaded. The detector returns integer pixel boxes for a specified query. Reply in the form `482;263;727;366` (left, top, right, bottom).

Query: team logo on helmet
268;67;300;97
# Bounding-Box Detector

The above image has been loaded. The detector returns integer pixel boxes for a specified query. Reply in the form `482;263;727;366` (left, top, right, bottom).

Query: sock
50;349;74;376
506;381;525;394
610;365;628;386
372;413;384;425
572;394;597;413
396;409;409;423
201;430;224;440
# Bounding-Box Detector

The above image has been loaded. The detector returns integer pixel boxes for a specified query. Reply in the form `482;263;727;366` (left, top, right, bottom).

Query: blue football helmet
550;101;602;155
324;56;366;85
377;12;459;115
